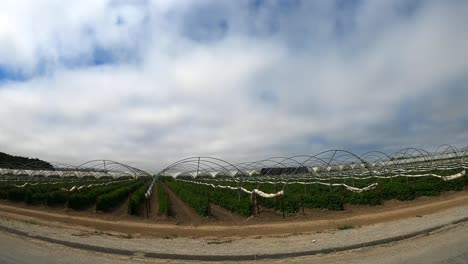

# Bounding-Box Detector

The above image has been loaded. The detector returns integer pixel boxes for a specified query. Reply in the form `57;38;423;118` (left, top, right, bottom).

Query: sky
0;0;467;172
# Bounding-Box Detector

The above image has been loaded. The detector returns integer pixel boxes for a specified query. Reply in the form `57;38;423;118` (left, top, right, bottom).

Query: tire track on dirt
164;185;204;224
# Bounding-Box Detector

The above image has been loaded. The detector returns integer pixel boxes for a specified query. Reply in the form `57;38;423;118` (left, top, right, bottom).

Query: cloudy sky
0;0;467;171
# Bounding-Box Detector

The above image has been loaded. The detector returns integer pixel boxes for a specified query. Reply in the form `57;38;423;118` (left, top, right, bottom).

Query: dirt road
0;191;467;238
1;222;467;263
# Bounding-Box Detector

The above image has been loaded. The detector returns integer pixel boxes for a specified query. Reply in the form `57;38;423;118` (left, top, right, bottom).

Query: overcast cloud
0;0;467;171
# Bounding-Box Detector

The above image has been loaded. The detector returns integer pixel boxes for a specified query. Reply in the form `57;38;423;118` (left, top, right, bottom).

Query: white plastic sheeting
176;170;466;196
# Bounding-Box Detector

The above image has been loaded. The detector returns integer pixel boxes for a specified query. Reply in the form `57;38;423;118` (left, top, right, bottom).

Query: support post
148;197;152;213
256;193;260;215
207;193;211;217
300;194;305;215
251;193;256;216
145;198;149;219
281;195;285;219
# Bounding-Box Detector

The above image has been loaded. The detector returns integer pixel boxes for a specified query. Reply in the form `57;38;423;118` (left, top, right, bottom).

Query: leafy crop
157;182;169;216
96;181;144;212
128;182;149;215
166;181;209;217
67;181;131;210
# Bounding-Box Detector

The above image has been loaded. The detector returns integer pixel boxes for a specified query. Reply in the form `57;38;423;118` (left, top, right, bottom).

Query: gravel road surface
1;222;467;264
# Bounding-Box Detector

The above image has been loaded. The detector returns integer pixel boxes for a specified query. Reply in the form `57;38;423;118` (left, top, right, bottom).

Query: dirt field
0;190;467;238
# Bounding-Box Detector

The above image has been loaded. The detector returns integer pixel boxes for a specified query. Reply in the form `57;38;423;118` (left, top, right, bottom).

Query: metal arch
158;157;250;179
163;161;223;178
76;160;152;179
359;151;401;175
162;159;224;178
259;156;308;177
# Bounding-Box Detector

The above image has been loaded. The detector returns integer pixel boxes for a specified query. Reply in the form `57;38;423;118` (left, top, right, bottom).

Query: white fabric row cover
13;180;131;191
442;170;466;181
12;180;86;187
177;170;465;194
175;179;284;198
176;179;379;195
145;178;157;198
60;181;116;192
195;169;467;183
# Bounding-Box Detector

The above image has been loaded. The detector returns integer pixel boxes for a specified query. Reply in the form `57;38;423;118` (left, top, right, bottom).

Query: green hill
0;152;54;170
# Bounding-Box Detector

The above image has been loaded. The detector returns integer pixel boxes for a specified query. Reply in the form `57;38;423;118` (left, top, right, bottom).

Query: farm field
0;147;467;227
4;174;466;224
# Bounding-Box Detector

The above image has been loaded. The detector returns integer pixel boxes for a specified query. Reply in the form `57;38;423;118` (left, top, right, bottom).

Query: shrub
347;190;382;206
128;183;149;215
157;182;169;216
166;181;209;217
96;181;143;212
304;192;344;210
8;188;28;202
382;182;416;201
46;190;68;206
67;181;134;210
414;181;441;197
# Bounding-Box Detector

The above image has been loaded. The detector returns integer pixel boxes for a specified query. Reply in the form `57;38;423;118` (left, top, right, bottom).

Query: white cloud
0;0;467;172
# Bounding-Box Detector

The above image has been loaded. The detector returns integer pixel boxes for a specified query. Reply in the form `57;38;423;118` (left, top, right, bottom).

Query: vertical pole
148;196;152;214
274;179;277;208
145;198;149;219
237;179;241;201
281;195;285;219
207;193;211;217
301;194;304;215
251;193;256;216
166;191;169;217
196;157;200;178
256;193;260;215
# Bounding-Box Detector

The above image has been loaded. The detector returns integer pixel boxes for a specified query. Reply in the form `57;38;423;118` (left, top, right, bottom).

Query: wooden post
207;193;211;217
378;180;383;204
274;180;277;208
281;195;285;219
256;193;260;215
145;198;149;219
304;182;307;196
251;193;256;216
166;192;169;217
300;194;305;215
148;197;152;213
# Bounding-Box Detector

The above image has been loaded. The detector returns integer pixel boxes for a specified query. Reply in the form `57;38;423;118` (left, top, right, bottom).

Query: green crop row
157;182;169;216
174;172;468;216
167;180;252;217
1;182;82;205
166;181;209;217
96;181;144;212
128;182;150;215
67;181;134;210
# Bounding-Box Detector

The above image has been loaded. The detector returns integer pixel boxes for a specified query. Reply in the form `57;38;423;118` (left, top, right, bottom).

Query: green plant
96;181;144;212
157;182;169;216
128;183;149;215
46;190;68;206
166;181;209;217
338;225;354;230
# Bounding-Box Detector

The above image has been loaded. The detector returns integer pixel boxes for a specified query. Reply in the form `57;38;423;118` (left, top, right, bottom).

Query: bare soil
0;190;467;238
208;203;244;222
164;185;204;225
